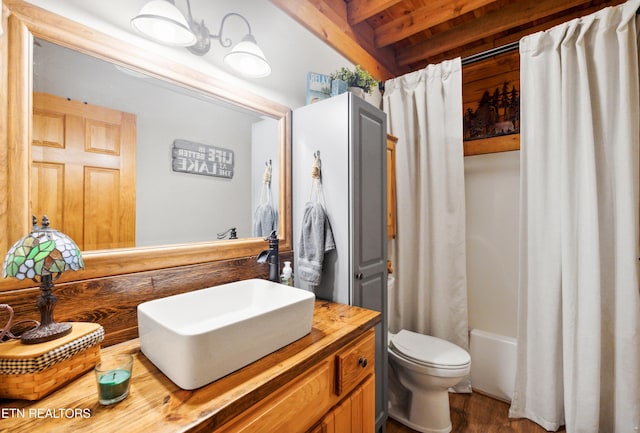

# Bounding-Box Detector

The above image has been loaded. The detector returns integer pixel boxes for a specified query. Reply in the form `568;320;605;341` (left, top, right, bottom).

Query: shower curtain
510;1;640;431
383;59;470;392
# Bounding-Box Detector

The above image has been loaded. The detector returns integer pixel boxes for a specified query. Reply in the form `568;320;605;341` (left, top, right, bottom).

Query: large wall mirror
0;0;292;291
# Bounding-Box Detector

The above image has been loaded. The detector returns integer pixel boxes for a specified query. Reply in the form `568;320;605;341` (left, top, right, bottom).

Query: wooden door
32;92;136;250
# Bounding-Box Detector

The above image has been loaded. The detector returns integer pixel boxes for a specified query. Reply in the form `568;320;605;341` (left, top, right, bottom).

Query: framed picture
464;81;519;141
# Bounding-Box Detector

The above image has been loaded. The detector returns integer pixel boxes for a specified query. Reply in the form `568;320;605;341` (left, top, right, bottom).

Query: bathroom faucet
216;227;237;240
257;230;280;282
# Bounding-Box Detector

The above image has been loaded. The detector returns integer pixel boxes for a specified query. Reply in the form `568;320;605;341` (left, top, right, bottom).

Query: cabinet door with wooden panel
318;375;375;433
32;92;136;250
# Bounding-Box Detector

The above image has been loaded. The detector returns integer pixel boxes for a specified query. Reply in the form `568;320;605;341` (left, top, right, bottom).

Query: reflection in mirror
32;40;280;251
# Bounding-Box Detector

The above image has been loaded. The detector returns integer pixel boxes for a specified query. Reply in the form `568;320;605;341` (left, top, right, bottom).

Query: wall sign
171;139;234;179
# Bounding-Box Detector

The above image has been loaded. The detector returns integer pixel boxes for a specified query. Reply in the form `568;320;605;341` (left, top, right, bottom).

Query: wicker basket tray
0;322;104;400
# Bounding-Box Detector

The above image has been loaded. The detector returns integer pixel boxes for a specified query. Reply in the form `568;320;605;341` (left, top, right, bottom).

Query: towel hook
311;151;322;180
262;160;273;185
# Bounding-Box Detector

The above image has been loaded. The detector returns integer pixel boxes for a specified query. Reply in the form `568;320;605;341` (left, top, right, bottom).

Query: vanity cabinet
0;301;379;433
218;329;375;433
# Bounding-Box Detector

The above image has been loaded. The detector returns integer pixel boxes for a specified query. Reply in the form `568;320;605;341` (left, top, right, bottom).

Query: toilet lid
390;329;470;368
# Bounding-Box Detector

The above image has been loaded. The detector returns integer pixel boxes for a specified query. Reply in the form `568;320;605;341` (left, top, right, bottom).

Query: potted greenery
330;65;378;96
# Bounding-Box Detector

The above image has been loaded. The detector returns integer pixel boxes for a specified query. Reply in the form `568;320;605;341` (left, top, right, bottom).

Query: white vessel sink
137;278;315;390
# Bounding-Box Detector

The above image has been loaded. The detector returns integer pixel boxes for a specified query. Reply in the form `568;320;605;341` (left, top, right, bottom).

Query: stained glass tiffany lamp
2;216;84;344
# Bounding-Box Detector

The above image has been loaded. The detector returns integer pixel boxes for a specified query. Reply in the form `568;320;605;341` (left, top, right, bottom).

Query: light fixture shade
224;34;272;78
2;219;84;281
131;0;197;47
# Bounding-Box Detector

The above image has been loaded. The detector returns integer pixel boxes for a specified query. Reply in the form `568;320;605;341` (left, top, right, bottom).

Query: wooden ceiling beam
397;0;593;67
346;0;404;25
376;0;499;48
270;0;400;80
416;0;626;67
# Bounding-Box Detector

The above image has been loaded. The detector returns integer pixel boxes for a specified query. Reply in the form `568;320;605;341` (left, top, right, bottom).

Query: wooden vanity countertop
0;300;380;433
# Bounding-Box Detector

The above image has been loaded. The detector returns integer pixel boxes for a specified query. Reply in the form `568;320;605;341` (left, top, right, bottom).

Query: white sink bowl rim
137;278;315;390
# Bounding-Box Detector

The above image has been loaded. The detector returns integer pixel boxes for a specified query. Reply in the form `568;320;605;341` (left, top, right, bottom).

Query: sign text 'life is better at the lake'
171;139;234;179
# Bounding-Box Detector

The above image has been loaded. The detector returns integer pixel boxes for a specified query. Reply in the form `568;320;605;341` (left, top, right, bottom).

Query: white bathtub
469;329;517;402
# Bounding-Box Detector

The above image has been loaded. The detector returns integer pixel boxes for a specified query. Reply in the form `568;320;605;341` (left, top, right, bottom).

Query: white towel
298;201;335;285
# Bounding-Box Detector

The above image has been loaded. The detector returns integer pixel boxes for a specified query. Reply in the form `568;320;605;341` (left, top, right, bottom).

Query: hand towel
298;201;335;285
253;203;276;237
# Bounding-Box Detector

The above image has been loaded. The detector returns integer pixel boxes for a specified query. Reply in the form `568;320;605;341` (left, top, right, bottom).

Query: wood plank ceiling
271;0;627;80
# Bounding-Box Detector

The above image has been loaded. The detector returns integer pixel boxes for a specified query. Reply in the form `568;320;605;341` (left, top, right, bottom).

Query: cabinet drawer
335;329;375;396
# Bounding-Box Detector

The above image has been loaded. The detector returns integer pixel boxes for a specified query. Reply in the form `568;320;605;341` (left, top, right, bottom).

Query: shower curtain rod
378;41;520;91
460;41;519;66
461;7;640;66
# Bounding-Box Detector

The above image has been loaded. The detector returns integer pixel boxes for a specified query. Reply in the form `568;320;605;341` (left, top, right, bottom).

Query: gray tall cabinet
292;92;388;433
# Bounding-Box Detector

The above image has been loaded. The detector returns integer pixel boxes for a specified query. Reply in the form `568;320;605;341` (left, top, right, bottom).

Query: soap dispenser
281;261;294;286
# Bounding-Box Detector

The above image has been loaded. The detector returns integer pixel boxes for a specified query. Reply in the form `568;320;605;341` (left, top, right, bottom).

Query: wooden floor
386;392;566;433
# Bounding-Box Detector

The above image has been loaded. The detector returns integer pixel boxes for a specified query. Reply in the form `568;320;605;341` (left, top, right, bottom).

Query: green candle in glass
95;354;133;405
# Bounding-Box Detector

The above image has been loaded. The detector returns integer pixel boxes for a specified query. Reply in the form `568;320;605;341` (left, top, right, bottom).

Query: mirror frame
0;0;292;291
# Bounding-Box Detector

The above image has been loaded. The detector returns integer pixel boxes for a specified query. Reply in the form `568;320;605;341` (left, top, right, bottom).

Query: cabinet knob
358;357;368;368
355;273;363;280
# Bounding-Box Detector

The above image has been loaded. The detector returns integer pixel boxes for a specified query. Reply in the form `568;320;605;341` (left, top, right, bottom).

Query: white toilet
388;329;471;433
389;329;471;433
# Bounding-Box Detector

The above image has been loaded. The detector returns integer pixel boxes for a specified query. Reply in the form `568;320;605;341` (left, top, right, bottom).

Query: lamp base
20;322;72;345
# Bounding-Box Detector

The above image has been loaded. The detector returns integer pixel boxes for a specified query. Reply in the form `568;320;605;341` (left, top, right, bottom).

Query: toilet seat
389;329;470;370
